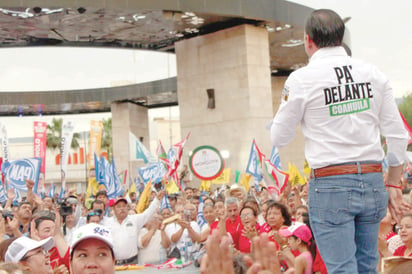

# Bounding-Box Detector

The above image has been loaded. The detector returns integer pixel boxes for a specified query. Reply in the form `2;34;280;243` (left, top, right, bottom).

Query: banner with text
33;121;47;174
61;120;75;191
88;120;103;170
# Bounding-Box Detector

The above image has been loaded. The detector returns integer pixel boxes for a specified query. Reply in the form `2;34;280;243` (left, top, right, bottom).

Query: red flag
399;111;412;144
164;132;191;190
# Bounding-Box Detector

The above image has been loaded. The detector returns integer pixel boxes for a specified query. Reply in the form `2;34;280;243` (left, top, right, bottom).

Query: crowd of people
0;7;411;274
0;169;410;273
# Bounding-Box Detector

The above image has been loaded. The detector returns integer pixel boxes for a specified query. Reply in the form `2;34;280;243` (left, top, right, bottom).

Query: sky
290;0;412;97
1;0;411;138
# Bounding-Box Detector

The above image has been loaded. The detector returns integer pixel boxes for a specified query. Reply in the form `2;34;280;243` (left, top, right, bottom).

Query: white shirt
137;228;167;264
165;221;200;257
105;198;160;260
271;47;408;168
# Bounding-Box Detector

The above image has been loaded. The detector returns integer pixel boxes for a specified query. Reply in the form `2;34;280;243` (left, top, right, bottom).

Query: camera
183;210;191;222
59;201;73;217
2;211;14;220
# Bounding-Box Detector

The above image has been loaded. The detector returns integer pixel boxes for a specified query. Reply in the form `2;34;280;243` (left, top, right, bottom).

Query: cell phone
184;210;191;222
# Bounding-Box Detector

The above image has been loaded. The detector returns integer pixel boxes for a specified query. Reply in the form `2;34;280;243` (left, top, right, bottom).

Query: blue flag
1;158;41;193
47;184;56;198
138;162;167;184
160;193;171;210
245;140;263;182
104;157;123;199
269;145;282;170
0;183;7;203
94;153;105;186
197;196;207;230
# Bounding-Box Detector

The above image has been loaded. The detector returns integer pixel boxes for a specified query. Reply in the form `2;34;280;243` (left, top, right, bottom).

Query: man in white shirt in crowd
137;213;170;264
105;190;164;265
165;203;201;262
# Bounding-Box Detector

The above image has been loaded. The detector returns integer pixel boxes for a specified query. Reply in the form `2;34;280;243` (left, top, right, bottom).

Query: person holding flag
270;9;410;273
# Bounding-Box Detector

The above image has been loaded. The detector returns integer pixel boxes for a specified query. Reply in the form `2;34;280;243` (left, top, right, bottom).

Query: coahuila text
324;65;372;115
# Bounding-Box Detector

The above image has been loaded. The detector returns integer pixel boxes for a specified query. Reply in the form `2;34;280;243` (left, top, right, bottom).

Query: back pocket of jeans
310;187;352;225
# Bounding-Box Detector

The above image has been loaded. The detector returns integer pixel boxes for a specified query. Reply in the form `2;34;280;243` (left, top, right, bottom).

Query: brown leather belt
312;163;382;178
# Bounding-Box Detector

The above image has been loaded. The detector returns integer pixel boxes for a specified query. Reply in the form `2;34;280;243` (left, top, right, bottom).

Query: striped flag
164;132;191;190
262;159;289;196
245;140;264;182
269;145;282;169
160;192;171;210
47;184;56;198
197;196;207;230
0;182;7;203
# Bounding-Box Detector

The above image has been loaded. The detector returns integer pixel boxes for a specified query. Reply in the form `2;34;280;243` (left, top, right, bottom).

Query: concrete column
111;102;149;180
175;24;273;185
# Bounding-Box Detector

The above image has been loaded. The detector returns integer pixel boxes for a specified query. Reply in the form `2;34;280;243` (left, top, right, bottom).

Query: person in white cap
70;223;115;274
4;236;54;274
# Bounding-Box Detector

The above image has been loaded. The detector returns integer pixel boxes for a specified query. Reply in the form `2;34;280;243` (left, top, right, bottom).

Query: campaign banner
1;158;42;192
138;162;167;184
88;120;103;170
61;120;75;191
33;121;47;175
0;124;10;162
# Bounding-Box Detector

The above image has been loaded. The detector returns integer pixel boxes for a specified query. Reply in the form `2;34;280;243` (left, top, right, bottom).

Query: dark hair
34;214;55;229
267;202;292;226
203;197;215;206
91;199;106;210
305;9;345;48
18;201;31;210
42;196;55;203
240;206;257;217
243;198;259;214
96;191;108;198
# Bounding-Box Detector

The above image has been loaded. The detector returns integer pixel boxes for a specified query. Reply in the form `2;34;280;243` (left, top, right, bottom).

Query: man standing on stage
270;9;409;273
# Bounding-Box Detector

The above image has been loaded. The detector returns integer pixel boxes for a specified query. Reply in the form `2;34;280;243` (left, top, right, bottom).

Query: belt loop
311;169;315;179
357;162;361;174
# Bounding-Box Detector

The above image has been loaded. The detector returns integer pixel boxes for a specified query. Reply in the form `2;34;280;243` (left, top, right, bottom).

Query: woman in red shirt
237;206;260;253
260;202;292;249
393;214;412;256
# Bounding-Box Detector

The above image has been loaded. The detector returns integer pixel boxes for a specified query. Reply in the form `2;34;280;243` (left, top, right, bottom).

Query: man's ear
19;261;31;271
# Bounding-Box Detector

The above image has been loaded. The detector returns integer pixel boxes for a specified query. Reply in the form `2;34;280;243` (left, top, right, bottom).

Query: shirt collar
309;46;348;62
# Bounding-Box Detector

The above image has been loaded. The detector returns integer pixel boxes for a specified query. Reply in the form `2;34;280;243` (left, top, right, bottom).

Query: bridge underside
0;1;312;116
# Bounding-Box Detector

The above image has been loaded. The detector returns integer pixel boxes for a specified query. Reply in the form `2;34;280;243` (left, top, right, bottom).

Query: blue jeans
308;169;387;274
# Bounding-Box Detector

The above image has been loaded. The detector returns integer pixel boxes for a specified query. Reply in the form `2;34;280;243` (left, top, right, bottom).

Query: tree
101;118;113;162
46;118;81;152
399;92;412;151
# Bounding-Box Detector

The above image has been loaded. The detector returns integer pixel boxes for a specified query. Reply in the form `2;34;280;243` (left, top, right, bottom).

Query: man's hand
244;233;281;274
200;230;235;274
7;189;15;201
386;187;410;223
25;179;35;190
156;190;166;201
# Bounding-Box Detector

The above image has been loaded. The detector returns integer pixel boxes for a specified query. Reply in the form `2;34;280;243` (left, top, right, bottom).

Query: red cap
113;197;127;206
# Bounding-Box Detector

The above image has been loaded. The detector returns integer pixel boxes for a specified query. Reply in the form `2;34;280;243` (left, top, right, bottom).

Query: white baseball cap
70;223;113;255
5;236;55;263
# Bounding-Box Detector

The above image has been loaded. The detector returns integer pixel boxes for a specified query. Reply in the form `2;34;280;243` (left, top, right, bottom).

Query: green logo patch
329;98;370;116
